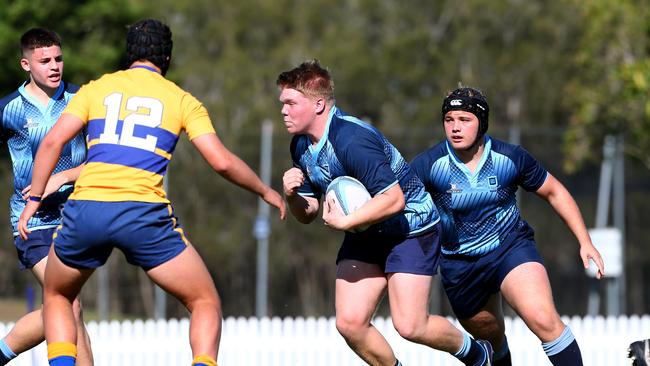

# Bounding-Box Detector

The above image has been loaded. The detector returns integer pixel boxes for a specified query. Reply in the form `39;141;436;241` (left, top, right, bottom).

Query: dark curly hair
126;19;173;76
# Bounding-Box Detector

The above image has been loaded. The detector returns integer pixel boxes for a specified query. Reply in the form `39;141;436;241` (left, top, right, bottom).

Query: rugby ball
325;176;371;232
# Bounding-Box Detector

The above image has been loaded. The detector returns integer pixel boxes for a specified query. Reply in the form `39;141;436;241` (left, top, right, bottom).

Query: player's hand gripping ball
325;176;371;232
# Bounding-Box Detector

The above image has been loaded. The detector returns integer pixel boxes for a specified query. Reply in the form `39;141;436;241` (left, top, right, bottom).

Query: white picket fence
1;315;648;365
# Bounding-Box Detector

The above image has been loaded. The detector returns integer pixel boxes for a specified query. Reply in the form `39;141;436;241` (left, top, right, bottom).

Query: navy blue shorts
336;223;441;275
14;227;57;270
53;200;189;270
440;221;544;319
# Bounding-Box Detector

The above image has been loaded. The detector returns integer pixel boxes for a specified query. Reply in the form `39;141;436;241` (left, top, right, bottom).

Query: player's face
279;87;319;135
21;45;64;92
443;110;480;150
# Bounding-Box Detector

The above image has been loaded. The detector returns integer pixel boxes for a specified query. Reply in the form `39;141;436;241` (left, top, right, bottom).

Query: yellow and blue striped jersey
65;66;215;202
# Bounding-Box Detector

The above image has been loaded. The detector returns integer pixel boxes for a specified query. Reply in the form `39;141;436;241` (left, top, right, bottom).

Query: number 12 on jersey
99;92;162;152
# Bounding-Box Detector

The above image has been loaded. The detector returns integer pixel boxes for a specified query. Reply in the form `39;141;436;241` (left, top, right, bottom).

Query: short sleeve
62;84;91;124
410;152;433;188
515;146;548;191
181;93;216;140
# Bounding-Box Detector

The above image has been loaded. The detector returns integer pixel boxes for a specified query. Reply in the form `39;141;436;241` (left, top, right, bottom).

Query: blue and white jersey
0;81;86;235
411;136;547;256
290;106;438;237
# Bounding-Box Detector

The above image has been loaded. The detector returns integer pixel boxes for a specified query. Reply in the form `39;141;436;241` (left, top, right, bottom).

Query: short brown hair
276;59;334;102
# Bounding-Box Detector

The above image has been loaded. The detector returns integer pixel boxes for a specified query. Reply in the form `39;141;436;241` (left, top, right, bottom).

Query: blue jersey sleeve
0;91;19;144
289;135;320;197
514;145;548;191
332;125;397;196
410;151;434;189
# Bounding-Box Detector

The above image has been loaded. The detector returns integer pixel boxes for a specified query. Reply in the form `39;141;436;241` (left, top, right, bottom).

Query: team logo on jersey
447;183;463;193
24;118;39;129
487;176;499;190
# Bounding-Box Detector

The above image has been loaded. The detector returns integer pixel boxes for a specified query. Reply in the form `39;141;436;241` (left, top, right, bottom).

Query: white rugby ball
325;176;371;232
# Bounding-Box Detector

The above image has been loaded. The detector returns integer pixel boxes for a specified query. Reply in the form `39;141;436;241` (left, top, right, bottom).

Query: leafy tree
145;0;597;317
0;0;144;309
0;0;145;90
564;0;650;171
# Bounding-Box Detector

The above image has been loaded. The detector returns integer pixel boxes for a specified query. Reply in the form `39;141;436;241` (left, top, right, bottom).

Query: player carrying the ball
279;60;493;366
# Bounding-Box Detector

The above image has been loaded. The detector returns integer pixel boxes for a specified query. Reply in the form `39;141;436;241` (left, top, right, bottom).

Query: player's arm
18;113;85;239
323;183;405;232
282;167;320;224
192;132;286;220
535;173;605;278
22;164;85;200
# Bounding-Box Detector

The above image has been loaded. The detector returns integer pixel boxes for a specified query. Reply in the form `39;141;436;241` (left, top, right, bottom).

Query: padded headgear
441;87;490;137
126;19;173;76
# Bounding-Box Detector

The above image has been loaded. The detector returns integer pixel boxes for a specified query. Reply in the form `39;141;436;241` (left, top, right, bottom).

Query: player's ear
20;58;30;73
314;97;326;114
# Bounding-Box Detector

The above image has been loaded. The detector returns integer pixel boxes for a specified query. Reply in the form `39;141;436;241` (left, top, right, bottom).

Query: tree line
0;0;648;318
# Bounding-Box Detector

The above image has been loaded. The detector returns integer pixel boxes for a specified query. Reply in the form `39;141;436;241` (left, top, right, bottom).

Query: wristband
28;195;42;202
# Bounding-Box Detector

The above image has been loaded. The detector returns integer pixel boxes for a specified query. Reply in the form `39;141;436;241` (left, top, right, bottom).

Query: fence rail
2;315;648;365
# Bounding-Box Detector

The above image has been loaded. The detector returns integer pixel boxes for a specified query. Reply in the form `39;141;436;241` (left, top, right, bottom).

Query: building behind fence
1;315;647;365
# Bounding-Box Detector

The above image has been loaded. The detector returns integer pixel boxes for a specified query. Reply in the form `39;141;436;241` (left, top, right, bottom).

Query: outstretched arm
192;132;286;220
535;173;605;279
22;164;85;200
18;113;85;239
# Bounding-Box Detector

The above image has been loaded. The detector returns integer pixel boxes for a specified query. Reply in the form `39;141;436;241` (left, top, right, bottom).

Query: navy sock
547;340;582;366
493;350;511;366
494;336;512;366
455;333;488;366
0;339;17;365
543;327;583;366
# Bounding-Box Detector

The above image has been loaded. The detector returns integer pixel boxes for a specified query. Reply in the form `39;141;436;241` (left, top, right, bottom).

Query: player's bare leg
71;299;93;366
387;273;463;352
335;260;396;366
1;310;43;359
146;244;221;364
2;254;93;365
460;295;510;365
501;262;564;341
43;247;94;364
502;262;582;365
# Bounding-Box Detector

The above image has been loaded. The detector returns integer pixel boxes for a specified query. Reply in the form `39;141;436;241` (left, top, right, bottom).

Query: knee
186;295;221;315
522;309;563;338
392;315;425;343
335;313;368;341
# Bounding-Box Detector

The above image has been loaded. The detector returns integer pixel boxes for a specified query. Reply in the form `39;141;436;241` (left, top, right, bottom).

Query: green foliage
0;0;648;317
564;0;650;171
0;0;145;311
0;0;145;89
